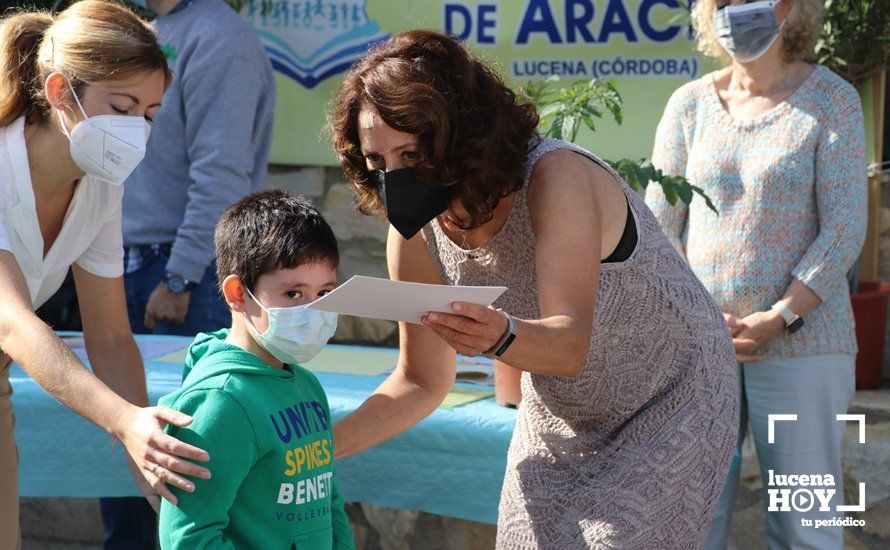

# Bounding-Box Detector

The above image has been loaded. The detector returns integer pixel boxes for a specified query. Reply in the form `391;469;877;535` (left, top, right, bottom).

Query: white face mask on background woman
57;76;151;186
243;285;338;365
714;0;784;63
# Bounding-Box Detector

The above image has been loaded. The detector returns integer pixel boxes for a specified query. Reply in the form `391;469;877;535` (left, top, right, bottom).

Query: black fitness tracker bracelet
485;309;517;358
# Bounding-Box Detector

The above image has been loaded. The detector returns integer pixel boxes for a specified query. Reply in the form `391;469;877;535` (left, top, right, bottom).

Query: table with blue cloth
10;334;516;524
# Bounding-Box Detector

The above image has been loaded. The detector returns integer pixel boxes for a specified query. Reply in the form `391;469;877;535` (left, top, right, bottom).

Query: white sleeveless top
0;117;124;309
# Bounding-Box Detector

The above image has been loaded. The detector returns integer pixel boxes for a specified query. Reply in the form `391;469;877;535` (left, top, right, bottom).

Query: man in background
103;0;275;548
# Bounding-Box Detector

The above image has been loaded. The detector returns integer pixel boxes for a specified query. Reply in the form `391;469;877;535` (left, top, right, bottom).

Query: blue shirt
122;0;276;282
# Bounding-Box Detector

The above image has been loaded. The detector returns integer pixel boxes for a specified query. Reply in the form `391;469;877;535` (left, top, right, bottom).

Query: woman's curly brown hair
328;30;539;229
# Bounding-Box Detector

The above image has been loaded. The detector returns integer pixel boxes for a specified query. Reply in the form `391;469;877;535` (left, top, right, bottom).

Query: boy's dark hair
215;190;339;293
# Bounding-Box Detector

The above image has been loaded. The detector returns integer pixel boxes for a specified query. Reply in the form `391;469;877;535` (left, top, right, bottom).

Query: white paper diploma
306;275;507;324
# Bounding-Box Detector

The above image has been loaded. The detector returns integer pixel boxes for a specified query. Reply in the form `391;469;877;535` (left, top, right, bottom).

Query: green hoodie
158;330;354;550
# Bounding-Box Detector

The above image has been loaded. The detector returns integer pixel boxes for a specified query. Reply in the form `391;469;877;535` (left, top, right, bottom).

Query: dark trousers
99;497;161;550
123;244;230;336
100;244;229;550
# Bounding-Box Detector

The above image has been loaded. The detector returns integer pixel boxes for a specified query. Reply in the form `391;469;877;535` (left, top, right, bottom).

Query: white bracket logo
837;414;866;444
768;413;798;444
836;414;866;512
767;413;866;513
767;413;866;444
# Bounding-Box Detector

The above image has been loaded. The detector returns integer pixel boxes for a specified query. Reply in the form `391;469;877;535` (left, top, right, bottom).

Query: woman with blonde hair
0;2;211;547
646;1;866;548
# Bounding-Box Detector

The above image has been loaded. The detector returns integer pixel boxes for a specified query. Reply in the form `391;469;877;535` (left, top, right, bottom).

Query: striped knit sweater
645;65;867;359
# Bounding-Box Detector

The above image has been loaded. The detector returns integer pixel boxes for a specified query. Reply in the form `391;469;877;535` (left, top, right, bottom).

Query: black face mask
372;168;451;240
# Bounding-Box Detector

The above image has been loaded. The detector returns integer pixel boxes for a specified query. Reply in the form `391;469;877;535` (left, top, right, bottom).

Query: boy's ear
222;275;248;312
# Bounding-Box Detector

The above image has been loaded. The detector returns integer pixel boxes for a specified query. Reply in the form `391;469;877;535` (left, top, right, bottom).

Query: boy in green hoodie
158;190;354;549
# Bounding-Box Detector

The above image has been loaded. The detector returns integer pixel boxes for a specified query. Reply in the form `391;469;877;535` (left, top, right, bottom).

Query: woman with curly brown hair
330;30;739;548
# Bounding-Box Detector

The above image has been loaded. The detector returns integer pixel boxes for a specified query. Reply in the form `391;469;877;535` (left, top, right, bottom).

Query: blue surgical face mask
714;0;784;63
243;286;338;365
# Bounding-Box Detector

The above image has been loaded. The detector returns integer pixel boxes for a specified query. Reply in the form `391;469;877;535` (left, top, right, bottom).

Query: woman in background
646;1;866;548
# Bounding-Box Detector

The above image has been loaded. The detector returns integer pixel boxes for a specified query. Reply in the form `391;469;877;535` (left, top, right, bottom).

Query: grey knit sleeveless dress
420;138;739;549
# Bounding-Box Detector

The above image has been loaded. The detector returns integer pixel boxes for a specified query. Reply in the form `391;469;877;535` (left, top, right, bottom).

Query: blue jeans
100;244;229;550
123;243;230;336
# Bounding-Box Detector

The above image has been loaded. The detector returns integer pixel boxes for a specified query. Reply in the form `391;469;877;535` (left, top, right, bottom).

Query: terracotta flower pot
851;281;890;389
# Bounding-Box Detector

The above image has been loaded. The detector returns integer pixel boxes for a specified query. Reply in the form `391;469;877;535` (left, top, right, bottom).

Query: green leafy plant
520;76;716;213
523;77;623;142
814;0;890;85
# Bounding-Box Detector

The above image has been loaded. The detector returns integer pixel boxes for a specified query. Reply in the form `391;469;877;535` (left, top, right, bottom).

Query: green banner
242;0;716;166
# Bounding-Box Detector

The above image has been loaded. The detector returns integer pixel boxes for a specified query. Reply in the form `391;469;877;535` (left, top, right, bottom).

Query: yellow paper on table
155;348;190;364
301;345;399;376
440;386;496;409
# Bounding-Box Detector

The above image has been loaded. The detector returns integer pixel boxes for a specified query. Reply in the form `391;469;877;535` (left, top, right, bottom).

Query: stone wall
20;500;497;550
267;165;396;346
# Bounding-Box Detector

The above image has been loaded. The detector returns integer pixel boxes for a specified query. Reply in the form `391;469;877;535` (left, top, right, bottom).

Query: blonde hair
691;0;824;65
0;0;171;127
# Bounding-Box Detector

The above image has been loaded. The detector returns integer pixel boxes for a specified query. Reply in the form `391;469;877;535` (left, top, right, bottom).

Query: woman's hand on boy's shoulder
112;403;211;507
125;455;161;513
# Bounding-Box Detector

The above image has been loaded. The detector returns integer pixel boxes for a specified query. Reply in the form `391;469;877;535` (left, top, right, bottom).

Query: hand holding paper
307;275;506;324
